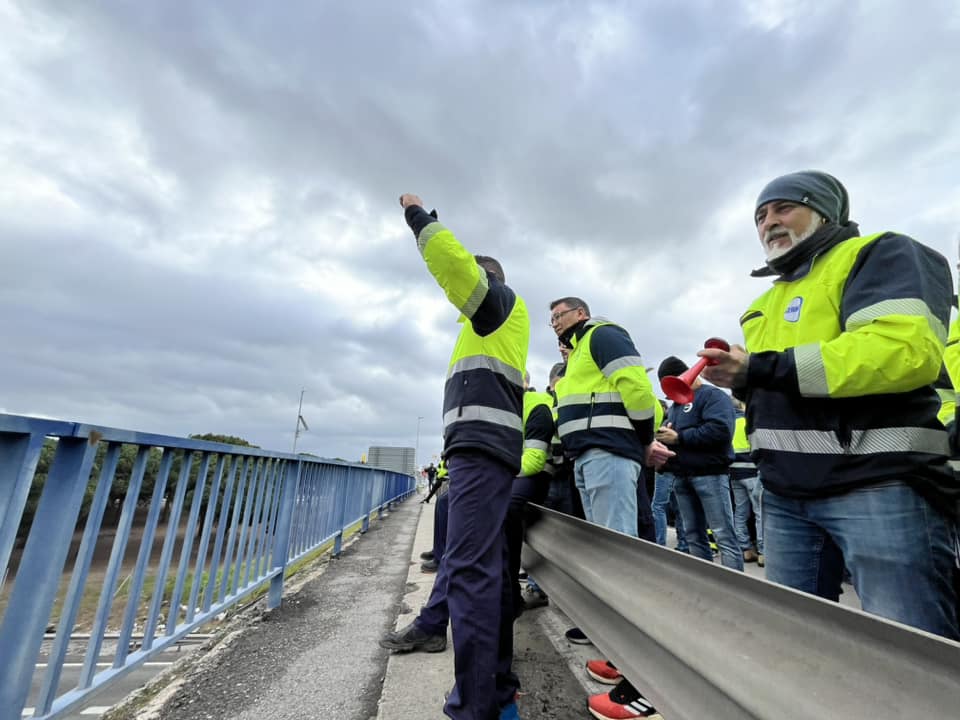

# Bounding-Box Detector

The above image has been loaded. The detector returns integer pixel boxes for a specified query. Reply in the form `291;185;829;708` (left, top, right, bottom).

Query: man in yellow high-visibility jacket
379;194;530;719
550;296;673;719
703;170;958;641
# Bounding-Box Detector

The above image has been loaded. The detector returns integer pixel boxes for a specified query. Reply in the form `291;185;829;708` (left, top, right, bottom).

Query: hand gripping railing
521;506;960;720
0;413;415;720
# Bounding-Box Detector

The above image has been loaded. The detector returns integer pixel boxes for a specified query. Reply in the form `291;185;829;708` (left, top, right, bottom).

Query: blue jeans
732;475;762;553
651;472;688;551
574;448;641;538
673;473;744;570
763;482;959;640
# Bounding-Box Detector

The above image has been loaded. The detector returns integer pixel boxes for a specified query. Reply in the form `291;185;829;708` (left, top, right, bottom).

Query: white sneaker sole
586;667;623;685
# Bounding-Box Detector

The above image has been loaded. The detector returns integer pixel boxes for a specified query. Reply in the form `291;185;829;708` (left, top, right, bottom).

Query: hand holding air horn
660;338;730;404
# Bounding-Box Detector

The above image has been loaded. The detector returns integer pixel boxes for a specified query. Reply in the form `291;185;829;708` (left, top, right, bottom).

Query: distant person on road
421;462;440;503
420;459;449;573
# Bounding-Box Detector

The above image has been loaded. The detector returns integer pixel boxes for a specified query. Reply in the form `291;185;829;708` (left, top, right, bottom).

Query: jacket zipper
586;391;596;430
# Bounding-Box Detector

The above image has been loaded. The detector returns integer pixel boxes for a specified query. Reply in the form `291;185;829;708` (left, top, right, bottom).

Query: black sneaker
421;558;439;573
378;620;446;653
420;550;435;561
565;627;591;644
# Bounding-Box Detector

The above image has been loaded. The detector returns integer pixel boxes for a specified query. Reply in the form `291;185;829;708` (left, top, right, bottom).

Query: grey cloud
3;0;959;464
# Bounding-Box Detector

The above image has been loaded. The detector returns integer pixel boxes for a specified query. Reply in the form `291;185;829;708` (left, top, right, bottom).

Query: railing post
377;471;387;519
0;432;46;595
0;434;100;715
332;467;349;558
360;470;373;533
267;459;301;610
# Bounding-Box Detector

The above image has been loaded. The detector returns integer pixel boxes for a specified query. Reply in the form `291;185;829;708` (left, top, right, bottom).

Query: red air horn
660;338;730;404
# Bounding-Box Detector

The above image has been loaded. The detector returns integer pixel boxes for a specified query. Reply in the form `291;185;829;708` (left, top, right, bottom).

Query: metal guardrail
0;413;415;720
522;505;960;720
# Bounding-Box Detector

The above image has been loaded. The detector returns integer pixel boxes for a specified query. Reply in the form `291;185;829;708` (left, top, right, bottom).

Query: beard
762;212;823;261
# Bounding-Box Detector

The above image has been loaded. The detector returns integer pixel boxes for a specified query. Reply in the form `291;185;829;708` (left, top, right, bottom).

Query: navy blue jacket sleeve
525;404;555;446
471;278;517;337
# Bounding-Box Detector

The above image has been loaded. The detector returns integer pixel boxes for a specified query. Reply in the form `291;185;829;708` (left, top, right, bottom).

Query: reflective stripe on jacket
741;230;956;511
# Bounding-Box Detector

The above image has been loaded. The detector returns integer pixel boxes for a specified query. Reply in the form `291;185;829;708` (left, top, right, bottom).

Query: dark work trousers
432;489;449;560
415;451;517;720
636;466;656;542
544;464;576;516
505;474;550;615
424;476;443;502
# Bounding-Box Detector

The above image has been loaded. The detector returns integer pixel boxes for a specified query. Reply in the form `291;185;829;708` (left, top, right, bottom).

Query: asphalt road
24;643;197;720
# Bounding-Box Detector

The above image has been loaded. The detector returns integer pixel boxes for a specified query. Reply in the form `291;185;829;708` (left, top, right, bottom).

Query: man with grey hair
702;170;959;640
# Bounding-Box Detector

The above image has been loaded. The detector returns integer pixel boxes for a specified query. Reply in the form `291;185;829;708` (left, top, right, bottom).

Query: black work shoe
421;558;439;573
420;550;435;561
378;620;446;653
565;627;591;644
521;586;549;610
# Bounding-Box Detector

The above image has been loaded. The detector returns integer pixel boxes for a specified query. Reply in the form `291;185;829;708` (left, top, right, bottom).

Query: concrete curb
376;500;451;719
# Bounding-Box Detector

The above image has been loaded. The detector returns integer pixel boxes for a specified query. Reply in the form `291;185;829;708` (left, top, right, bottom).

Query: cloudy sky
2;0;959;466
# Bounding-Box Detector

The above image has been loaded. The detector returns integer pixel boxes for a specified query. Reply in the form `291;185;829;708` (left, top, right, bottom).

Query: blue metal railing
0;413;415;719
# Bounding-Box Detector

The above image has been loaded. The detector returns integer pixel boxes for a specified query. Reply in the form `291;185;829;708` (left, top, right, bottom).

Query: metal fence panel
0;413;414;720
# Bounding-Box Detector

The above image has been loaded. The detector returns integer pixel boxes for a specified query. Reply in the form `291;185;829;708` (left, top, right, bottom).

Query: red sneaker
586;659;623;685
587;679;662;720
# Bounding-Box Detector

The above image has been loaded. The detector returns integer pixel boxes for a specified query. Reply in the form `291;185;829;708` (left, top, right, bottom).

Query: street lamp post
415;416;424;479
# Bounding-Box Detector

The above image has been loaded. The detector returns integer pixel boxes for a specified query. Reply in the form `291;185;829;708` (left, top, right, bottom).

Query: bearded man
702;170;959;640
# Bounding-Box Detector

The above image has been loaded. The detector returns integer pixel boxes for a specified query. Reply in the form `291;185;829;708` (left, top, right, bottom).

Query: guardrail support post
267;459;301;610
332;468;349;558
360;471;373;533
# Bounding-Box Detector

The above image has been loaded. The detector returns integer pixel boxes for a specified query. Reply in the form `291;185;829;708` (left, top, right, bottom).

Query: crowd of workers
377;171;960;720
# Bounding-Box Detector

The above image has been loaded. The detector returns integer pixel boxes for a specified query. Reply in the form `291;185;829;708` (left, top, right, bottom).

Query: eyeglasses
549;308;580;325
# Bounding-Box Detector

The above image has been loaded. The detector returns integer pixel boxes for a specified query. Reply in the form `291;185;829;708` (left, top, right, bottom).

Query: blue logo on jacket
784;297;803;322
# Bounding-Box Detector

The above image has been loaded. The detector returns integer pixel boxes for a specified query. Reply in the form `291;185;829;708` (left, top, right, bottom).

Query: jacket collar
563;317;607;349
